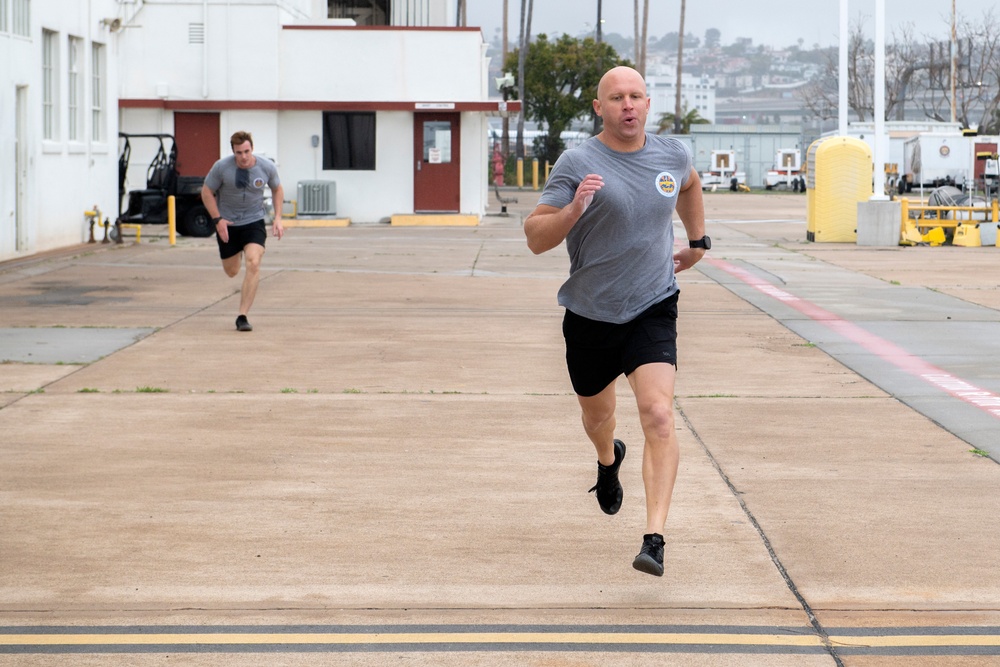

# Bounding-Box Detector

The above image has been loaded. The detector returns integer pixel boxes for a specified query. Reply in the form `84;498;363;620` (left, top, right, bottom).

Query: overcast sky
466;0;996;49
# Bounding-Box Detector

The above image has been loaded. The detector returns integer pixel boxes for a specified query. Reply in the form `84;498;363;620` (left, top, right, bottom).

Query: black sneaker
632;533;665;576
235;315;253;332
588;439;625;515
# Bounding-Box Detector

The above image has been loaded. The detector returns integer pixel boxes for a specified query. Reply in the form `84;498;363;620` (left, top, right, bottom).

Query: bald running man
525;66;708;576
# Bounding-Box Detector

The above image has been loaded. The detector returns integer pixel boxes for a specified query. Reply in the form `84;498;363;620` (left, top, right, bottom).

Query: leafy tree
704;28;721;49
505;34;629;165
797;10;1000;129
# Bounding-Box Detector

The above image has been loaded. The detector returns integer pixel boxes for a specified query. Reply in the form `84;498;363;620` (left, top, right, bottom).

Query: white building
1;0;516;261
1;0;120;259
645;73;717;130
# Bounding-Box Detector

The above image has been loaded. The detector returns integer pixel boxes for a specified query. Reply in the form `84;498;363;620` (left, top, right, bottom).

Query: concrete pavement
1;189;999;665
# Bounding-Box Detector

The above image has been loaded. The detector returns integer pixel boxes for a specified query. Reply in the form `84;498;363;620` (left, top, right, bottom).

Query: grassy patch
135;386;168;393
77;388;100;393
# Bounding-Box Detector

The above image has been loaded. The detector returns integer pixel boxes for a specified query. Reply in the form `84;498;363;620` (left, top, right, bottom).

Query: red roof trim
118;99;521;113
281;25;481;32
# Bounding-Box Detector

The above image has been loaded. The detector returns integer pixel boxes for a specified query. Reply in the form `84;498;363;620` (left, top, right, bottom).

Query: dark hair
230;131;254;149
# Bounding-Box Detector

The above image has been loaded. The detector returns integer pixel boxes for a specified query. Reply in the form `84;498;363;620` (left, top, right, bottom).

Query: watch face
691;236;711;249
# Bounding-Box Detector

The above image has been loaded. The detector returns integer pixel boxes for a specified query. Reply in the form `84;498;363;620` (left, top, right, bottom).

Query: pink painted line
707;257;1000;420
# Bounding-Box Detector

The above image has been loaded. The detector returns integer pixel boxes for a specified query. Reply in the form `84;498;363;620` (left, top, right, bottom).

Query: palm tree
657;107;708;135
634;0;648;78
673;0;686;134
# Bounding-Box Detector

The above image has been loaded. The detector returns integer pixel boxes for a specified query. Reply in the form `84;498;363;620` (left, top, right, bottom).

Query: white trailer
763;148;803;190
902;132;974;192
700;150;746;190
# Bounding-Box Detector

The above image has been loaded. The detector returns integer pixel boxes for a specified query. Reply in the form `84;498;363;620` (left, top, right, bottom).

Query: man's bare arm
673;168;707;273
524;173;604;254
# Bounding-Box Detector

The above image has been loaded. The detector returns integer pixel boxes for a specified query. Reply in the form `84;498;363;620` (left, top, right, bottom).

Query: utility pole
950;0;957;123
502;0;510;157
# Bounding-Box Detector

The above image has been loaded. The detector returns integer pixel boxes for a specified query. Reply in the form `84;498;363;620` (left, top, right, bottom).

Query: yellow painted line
390;214;478;227
282;218;351;227
0;632;821;647
3;631;998;650
829;634;1000;648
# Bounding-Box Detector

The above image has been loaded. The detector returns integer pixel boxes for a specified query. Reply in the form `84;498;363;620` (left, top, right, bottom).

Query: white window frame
42;29;59;141
68;35;84;142
91;42;105;143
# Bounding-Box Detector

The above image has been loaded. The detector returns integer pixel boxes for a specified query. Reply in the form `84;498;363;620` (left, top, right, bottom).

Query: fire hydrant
492;146;505;187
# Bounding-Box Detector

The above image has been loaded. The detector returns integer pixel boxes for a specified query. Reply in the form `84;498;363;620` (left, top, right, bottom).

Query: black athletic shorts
562;291;679;398
217;219;267;260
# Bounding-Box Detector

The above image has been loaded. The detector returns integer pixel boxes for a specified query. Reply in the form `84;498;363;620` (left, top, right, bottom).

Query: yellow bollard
167;195;176;246
516;158;524;188
923;227;947;246
953;223;982;247
532;158;539;191
994;199;1000;248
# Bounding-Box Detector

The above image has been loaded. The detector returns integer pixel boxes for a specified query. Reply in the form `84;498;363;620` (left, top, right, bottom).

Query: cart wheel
109;223;122;243
179;205;213;237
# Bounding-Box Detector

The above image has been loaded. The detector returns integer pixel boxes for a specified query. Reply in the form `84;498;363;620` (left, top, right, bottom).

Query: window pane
42;29;57;140
322;112;376;170
68;36;82;141
13;0;29;36
327;0;388;25
91;43;104;142
422;121;451;164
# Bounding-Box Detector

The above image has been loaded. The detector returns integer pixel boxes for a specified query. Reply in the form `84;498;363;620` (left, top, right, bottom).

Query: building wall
117;5;493;223
646;74;717;129
685;125;805;188
0;0;120;261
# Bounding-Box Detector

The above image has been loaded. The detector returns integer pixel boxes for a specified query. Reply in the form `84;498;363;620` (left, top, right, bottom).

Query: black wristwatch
212;216;223;224
689;235;711;250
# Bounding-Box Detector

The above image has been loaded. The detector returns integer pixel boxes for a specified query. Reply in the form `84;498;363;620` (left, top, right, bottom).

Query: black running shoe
632;533;665;576
235;314;253;332
588;439;625;515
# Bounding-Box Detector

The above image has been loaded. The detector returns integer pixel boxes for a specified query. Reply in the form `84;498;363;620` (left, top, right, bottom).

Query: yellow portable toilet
806;136;874;242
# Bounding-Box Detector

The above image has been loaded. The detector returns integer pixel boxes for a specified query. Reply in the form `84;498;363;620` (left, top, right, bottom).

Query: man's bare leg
577;381;617;465
237;243;265;317
627;362;680;534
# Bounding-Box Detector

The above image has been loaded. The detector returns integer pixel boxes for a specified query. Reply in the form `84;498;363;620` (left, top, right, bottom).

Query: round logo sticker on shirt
253;177;266;189
655;171;678;198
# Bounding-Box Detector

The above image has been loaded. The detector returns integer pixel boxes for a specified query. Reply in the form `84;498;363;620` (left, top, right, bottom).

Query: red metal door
413;113;460;212
174;112;221;177
975;142;998;181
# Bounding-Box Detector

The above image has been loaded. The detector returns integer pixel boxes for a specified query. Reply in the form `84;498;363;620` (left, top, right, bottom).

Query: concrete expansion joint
675;404;845;666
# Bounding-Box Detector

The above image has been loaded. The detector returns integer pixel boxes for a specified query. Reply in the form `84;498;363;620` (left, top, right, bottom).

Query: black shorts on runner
562;291;679;398
217;219;267;260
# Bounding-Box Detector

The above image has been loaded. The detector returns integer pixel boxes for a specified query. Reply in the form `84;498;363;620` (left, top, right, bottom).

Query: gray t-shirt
203;154;281;226
538;134;692;324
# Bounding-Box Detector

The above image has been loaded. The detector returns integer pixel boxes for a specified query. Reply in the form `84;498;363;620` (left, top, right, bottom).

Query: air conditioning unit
297;180;337;216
